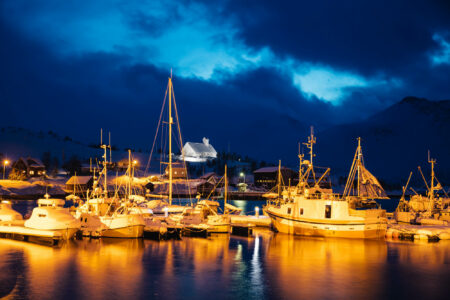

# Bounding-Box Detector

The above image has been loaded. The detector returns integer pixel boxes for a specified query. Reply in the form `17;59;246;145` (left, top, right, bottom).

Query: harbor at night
1;1;450;299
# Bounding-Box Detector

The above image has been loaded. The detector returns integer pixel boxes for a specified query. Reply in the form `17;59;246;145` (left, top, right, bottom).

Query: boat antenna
109;132;112;163
307;126;316;166
303;126;316;183
298;142;304;187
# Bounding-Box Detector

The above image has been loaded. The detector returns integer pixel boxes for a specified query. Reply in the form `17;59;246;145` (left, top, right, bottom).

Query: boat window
325;205;332;218
287;207;292;215
38;214;46;218
300;208;304;215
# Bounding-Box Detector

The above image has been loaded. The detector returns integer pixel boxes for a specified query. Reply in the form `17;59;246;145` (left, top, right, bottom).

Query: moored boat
264;132;387;239
24;194;81;240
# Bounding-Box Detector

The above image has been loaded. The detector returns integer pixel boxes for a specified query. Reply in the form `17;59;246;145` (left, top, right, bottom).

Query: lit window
325;205;332;218
30;170;34;175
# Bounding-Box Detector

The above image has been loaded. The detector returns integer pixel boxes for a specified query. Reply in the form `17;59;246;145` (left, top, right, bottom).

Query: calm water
1;199;448;300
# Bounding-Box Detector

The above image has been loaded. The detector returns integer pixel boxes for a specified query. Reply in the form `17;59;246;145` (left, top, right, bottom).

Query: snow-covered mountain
315;97;450;184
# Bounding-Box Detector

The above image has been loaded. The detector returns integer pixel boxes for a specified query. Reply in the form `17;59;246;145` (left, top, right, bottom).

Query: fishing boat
395;154;450;225
264;132;387;239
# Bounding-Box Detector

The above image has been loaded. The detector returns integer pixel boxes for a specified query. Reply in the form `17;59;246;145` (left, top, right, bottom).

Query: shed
65;175;93;194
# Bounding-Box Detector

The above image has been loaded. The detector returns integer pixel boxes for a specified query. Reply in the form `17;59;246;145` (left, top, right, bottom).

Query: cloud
0;0;450;163
430;33;450;65
0;0;403;97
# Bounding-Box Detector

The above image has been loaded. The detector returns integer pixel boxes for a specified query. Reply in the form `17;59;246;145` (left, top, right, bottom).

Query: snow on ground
0;179;65;197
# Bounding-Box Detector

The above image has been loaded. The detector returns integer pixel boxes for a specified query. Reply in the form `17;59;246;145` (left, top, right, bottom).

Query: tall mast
428;152;436;210
128;149;132;197
100;129;108;198
357;137;361;197
224;165;228;213
278;160;281;197
168;73;173;205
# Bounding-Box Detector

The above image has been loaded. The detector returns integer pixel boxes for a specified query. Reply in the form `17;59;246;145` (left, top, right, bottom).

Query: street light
240;172;245;183
3;159;9;180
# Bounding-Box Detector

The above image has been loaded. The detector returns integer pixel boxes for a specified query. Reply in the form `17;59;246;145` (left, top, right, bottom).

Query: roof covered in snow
66;176;93;185
182;137;217;160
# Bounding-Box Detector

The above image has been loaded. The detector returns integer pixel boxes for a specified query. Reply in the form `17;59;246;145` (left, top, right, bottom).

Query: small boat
0;200;23;224
264;132;387;239
173;166;232;235
75;132;145;238
76;198;145;238
24;194;81;240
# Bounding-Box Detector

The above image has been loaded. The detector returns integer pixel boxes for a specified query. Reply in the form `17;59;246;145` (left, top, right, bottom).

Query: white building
180;138;217;162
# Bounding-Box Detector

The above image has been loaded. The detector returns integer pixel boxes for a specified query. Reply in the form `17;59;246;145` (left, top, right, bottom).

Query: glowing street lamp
240;172;245;183
3;159;9;180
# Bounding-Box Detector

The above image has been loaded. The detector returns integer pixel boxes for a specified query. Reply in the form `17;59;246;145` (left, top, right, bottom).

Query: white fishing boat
395;154;450;225
264;131;387;239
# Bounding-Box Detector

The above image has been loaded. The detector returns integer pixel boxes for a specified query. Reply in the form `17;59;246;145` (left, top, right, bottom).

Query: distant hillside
0;127;99;162
316;97;450;185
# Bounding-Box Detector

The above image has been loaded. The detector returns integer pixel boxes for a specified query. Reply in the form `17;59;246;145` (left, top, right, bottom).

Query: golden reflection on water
0;232;449;299
265;234;388;299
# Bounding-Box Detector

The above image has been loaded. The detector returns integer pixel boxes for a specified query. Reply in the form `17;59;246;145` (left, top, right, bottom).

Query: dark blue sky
0;0;449;162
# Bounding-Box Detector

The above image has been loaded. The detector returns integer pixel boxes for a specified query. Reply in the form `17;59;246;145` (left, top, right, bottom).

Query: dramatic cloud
431;33;450;65
0;0;449;162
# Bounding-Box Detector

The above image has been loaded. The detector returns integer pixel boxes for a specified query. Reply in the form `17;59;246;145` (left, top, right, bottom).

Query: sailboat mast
278;160;281;197
100;129;108;199
224;165;228;212
428;153;436;210
128;149;132;197
168;75;173;205
356;137;361;197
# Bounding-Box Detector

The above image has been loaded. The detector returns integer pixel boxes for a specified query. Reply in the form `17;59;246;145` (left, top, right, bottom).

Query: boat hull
207;223;230;234
101;225;144;238
266;210;386;239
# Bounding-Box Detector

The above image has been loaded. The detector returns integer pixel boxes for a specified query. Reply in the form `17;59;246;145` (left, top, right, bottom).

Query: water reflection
0;233;449;299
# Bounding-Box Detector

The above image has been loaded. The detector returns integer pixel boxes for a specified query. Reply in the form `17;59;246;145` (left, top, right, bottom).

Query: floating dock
386;224;450;241
0;225;63;245
230;215;271;228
